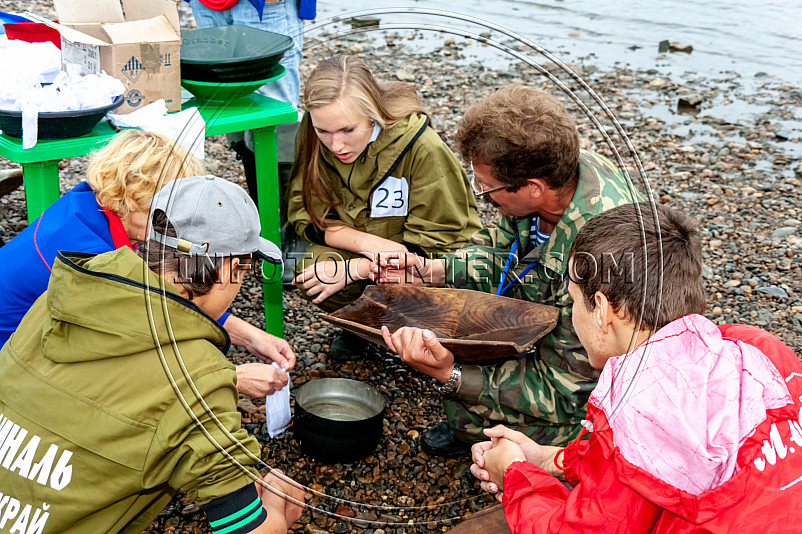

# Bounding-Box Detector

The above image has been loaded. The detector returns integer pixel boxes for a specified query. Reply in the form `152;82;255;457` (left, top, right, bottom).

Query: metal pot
294;378;387;463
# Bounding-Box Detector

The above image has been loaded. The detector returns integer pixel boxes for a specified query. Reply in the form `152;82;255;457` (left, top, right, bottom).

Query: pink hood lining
589;314;791;495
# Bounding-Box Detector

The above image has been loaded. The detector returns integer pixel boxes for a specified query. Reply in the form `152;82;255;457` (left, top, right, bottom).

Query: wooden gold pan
321;286;560;362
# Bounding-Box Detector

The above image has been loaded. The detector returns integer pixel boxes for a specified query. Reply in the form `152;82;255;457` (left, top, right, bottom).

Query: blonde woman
288;56;481;357
0;130;295;396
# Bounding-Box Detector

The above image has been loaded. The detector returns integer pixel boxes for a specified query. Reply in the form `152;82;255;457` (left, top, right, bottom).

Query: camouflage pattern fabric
442;150;642;446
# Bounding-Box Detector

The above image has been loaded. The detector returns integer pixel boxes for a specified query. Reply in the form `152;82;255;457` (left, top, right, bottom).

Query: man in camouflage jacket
379;85;640;453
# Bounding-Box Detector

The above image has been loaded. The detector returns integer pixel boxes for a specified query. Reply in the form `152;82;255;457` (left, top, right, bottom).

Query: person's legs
443;397;585;447
189;1;306;259
234;0;303;205
189;0;233;28
295;244;373;360
188;1;251;190
227;0;303;106
227;1;303;251
425;356;587;456
294;244;370;313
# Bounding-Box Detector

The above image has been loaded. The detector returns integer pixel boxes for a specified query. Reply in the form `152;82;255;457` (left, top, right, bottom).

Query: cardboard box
49;0;181;113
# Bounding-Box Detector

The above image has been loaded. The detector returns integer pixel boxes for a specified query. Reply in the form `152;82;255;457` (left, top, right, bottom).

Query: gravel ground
2;2;802;533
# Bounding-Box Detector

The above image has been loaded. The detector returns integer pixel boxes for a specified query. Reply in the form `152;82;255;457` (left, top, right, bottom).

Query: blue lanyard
496;240;538;296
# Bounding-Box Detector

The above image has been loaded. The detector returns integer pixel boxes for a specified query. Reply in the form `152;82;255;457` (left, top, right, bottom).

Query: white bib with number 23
371;176;409;217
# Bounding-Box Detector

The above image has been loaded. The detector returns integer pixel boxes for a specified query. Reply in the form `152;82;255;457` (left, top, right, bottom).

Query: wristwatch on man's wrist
438;363;462;397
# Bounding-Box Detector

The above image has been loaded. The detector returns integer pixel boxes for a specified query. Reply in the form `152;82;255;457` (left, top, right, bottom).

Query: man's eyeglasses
469;162;513;197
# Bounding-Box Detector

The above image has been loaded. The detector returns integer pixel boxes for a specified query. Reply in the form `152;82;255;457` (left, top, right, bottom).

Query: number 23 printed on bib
371;176;409;217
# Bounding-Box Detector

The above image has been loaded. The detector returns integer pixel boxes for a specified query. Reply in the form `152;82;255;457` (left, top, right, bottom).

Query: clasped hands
370;251;446;286
470;426;549;497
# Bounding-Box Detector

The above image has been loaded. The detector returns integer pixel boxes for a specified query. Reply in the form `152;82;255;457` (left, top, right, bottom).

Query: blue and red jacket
0;182;122;346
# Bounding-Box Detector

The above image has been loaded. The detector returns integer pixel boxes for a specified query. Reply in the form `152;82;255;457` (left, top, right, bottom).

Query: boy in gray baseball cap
147;175;294;400
149;174;282;263
0;175;304;533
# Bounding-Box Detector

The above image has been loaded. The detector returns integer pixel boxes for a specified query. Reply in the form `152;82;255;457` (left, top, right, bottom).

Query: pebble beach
1;1;801;533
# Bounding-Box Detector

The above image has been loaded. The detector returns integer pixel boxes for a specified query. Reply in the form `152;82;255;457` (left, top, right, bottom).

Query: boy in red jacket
470;202;802;533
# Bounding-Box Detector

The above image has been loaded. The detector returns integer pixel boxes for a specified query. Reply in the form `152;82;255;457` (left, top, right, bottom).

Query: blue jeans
189;0;303;106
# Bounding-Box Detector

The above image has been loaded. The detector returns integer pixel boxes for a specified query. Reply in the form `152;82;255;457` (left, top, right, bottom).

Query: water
313;0;802;85
310;1;802;152
304;397;379;421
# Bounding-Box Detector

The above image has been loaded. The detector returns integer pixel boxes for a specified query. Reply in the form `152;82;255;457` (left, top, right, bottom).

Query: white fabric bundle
264;362;292;438
108;100;206;160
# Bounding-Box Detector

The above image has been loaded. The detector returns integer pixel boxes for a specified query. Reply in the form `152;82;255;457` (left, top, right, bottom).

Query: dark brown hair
567;202;705;330
455;85;580;191
138;210;251;300
292;55;428;230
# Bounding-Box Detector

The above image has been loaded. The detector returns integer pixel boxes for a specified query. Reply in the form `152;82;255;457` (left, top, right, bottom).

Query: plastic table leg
252;126;284;338
22;160;61;223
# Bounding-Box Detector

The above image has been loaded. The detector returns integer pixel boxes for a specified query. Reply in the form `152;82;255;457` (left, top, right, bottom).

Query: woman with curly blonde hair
0;131;203;347
288;56;481;358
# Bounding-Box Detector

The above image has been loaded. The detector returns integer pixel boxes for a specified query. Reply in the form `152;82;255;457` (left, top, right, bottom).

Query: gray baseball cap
149;175;282;264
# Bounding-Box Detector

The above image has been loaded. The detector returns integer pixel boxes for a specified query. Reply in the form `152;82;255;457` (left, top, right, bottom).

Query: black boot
421;421;471;457
231;140;258;208
277;163;309;288
278;162;292;222
328;330;370;362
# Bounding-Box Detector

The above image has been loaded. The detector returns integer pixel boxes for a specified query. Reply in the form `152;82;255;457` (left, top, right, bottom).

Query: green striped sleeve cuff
202;483;267;534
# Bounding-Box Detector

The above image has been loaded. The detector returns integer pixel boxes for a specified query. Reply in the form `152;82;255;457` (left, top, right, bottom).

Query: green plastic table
0;93;297;337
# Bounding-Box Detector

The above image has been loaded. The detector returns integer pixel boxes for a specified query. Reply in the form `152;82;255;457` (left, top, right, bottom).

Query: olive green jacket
288;112;482;255
0;248;260;533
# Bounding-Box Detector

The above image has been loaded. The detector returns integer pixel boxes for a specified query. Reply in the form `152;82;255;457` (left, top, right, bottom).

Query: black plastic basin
0;95;123;140
181;25;293;83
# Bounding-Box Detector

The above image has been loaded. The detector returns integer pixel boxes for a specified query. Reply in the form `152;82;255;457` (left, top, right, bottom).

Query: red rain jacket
503;317;802;533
